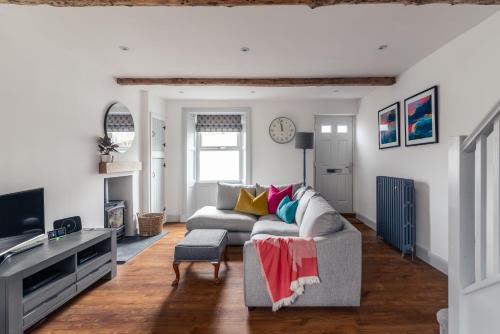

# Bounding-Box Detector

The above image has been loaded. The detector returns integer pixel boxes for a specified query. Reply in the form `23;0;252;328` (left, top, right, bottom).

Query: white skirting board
166;214;181;223
355;213;448;275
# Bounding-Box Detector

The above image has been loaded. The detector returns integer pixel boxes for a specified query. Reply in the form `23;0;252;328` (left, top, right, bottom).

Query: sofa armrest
243;221;362;307
313;225;362;303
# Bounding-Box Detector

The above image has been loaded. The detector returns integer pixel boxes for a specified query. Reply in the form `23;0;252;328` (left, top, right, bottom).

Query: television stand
0;240;44;265
0;229;116;334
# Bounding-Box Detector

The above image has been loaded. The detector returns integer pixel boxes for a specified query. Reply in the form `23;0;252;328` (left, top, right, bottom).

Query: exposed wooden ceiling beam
2;0;499;6
115;77;396;86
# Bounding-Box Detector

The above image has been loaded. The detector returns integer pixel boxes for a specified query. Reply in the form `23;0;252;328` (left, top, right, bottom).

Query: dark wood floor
29;219;447;334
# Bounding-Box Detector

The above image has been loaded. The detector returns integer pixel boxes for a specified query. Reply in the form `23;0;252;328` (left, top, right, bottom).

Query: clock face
269;117;296;144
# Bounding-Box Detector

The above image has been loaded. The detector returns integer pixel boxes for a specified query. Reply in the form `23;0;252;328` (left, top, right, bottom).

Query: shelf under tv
0;229;117;334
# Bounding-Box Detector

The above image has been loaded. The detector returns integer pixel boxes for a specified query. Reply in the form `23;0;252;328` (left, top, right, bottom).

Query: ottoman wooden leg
212;262;221;284
172;262;180;286
224;246;229;262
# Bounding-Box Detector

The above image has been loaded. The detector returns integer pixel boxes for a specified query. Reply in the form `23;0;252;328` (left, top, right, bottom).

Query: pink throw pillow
267;185;293;214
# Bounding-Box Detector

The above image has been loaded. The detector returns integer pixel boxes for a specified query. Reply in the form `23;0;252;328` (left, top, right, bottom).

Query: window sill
195;180;241;185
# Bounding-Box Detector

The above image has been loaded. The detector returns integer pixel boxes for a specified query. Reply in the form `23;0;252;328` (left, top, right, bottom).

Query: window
194;114;244;182
337;125;348;133
197;132;241;182
200;132;238;147
321;125;332;133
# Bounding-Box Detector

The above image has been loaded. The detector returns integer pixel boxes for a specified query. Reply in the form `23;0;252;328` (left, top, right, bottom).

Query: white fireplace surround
104;173;141;237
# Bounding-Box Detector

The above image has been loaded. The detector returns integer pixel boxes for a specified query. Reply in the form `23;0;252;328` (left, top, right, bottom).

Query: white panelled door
151;116;166;214
314;116;354;213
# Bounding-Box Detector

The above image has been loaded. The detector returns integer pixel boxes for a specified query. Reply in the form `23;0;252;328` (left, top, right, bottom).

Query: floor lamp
295;132;314;186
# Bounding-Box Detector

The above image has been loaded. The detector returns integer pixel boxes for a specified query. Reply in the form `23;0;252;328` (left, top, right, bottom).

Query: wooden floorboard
28;219;447;334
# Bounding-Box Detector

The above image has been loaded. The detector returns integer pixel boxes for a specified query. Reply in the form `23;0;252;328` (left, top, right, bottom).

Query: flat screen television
0;188;45;256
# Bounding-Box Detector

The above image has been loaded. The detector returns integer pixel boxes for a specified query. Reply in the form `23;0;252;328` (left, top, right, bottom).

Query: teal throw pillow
277;195;299;224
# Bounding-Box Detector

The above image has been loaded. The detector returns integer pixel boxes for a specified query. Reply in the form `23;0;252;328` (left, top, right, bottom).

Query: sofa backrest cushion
295;189;318;227
216;182;256;210
293;185;311;201
299;195;343;237
256;182;302;196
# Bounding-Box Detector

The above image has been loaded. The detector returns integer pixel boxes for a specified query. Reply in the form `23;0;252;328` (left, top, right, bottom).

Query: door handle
327;168;343;174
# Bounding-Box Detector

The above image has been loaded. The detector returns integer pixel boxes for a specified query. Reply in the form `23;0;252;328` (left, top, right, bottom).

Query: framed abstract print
378;102;400;149
404;86;439;146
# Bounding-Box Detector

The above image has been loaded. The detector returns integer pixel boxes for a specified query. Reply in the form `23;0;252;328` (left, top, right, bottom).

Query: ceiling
149;85;375;100
1;4;498;99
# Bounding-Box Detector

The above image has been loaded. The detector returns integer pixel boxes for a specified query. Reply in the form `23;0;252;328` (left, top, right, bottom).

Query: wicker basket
137;213;164;237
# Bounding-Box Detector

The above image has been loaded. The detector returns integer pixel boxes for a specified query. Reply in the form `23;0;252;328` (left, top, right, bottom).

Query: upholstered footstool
172;229;228;286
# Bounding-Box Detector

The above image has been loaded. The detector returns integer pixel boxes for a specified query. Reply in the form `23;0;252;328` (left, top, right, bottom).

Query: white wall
354;11;500;271
0;15;143;231
160;98;358;220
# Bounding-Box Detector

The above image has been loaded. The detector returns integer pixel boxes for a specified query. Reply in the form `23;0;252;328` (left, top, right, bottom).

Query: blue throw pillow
277;195;299;224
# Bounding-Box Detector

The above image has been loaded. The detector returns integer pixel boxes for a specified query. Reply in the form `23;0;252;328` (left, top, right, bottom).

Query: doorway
314;115;354;213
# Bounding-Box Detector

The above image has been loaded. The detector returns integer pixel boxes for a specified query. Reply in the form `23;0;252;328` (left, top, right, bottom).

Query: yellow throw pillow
234;189;268;216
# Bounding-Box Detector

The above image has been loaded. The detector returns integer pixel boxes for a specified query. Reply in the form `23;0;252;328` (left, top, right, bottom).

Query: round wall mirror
104;102;135;154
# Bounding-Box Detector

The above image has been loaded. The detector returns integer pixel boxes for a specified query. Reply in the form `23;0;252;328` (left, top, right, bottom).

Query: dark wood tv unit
0;229;117;334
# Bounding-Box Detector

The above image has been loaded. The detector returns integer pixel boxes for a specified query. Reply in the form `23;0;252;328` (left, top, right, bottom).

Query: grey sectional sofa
186;182;362;308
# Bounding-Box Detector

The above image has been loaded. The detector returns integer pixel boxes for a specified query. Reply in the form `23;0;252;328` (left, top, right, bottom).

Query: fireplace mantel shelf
99;161;142;174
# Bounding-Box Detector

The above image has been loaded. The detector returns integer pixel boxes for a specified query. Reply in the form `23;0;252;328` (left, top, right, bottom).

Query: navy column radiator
376;176;415;258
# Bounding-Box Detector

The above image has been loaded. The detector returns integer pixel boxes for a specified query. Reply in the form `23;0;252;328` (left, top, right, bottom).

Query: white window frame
195;131;243;183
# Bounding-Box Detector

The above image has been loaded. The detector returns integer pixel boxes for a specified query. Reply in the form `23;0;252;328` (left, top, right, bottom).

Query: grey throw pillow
255;182;303;196
295;188;317;226
299;195;343;237
216;182;256;210
293;185;312;201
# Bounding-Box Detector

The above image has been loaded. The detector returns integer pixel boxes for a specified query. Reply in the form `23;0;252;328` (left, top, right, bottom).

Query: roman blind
196;114;242;132
106;114;135;132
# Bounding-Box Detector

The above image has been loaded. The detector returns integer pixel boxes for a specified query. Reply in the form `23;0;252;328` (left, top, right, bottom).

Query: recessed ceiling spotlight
178;91;184;94
378;44;388;50
250;90;256;94
118;45;130;51
241;46;250;53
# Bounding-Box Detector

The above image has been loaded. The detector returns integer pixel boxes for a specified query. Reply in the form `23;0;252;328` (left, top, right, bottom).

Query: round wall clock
269;117;296;144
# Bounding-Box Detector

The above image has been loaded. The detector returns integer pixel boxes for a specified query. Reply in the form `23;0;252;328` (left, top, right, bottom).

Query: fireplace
104;200;125;239
104;175;136;238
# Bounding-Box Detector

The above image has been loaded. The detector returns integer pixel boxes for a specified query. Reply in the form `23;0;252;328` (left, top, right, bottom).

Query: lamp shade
295;132;314;149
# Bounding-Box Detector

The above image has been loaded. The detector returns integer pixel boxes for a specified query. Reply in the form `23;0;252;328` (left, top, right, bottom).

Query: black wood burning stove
104;200;125;239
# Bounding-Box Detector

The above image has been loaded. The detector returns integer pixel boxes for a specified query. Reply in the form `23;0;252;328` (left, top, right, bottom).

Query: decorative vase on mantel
101;154;113;163
97;136;118;163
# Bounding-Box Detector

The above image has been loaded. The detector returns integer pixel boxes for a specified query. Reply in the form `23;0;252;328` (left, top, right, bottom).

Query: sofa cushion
256;182;302;196
258;214;282;221
299;195;343;237
186;206;257;232
295;189;318;227
251;220;299;237
216;182;256;210
267;185;293;214
234;189;269;216
276;196;299;224
293;185;311;201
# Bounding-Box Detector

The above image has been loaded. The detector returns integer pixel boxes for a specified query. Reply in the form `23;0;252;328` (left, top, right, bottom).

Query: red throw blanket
252;237;320;311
